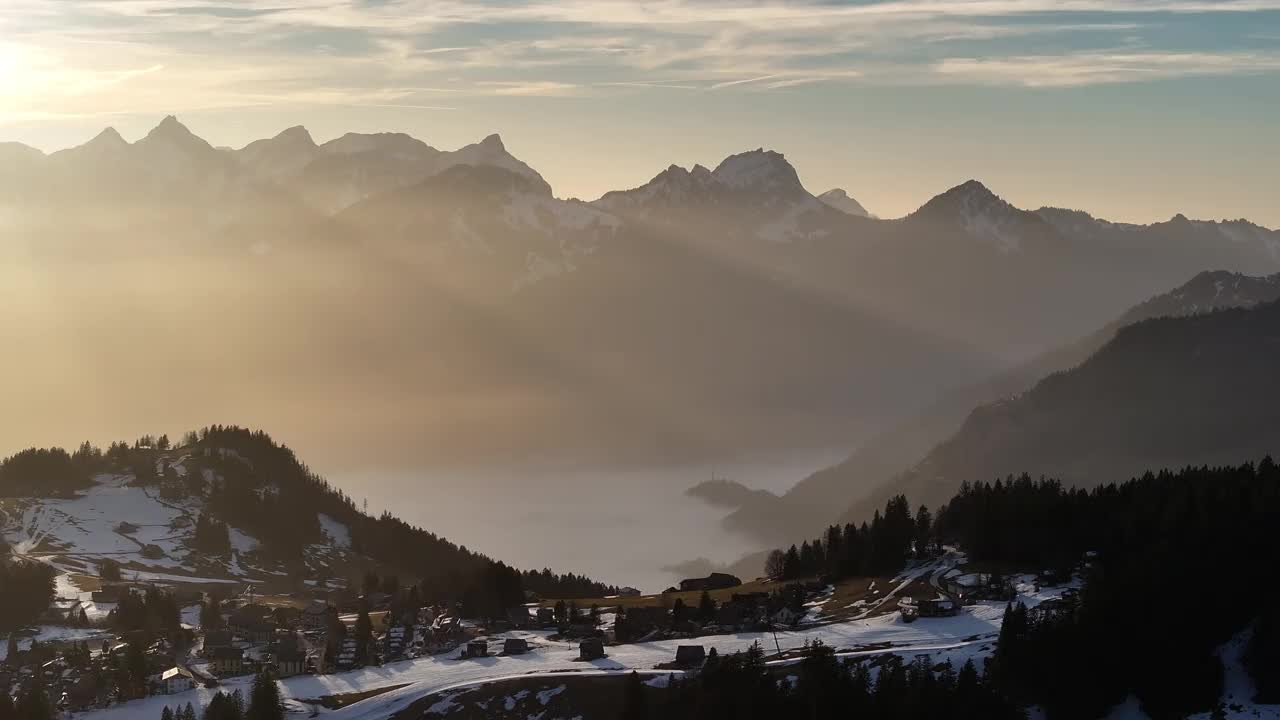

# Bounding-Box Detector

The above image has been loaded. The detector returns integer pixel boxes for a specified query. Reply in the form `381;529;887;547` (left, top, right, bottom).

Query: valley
3;116;1280;720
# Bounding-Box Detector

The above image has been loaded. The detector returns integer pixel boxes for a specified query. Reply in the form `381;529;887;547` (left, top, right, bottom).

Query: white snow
123;570;245;585
4;474;199;573
504;689;530;710
227;527;259;555
71;590;1013;720
318;513;352;549
535;685;565;705
712;150;796;191
0;625;113;662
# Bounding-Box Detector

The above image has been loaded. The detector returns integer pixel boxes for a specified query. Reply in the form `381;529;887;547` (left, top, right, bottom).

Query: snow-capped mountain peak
711;148;806;196
911;180;1032;252
448;134;552;196
818;188;872;218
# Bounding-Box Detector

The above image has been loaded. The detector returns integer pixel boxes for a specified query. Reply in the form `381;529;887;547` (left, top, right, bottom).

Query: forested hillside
724;270;1280;546
0;426;617;617
771;459;1280;719
839;298;1280;527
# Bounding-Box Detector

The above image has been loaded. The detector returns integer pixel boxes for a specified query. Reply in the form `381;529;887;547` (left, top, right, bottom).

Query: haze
3;0;1280;590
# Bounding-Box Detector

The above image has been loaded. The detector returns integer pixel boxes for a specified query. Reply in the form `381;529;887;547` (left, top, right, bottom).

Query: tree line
0;560;55;634
158;669;285;720
618;641;1020;720
765;458;1280;718
955;461;1280;719
766;494;931;582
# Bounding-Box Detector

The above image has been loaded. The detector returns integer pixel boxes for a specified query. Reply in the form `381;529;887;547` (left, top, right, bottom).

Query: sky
1;0;1278;225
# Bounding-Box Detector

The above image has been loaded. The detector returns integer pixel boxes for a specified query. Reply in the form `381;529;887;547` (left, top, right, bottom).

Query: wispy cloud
479;80;580;96
710;75;785;90
2;0;1279;124
936;50;1280;86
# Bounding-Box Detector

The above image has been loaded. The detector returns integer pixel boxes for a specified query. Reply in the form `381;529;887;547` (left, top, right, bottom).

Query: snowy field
0;469;354;585
72;594;1014;720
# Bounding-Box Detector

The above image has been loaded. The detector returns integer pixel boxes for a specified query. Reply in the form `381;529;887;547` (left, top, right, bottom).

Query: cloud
935;50;1280;86
479;80;580;96
710;74;784;90
3;0;1280;124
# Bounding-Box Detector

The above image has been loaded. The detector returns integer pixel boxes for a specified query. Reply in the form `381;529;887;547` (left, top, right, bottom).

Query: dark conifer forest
621;641;1021;720
772;459;1280;719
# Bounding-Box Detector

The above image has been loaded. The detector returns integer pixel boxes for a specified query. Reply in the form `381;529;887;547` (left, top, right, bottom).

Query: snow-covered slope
594;148;859;244
818;188;872;218
337;163;620;291
0;458;355;587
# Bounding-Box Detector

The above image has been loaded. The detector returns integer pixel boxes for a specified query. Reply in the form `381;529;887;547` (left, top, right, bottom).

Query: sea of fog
335;450;845;594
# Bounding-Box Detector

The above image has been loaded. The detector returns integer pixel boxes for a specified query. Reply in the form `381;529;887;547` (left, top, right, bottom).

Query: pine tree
201;597;224;630
246;669;285;720
182;702;197;720
161;706;174;720
354;602;374;665
914;505;933;556
697;591;716;623
14;680;52;720
620;671;648;720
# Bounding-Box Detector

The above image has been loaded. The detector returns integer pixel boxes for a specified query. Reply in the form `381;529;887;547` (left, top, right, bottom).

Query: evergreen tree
914;505;933;556
1246;607;1280;702
121;642;149;699
14;679;52;720
160;707;174;720
0;692;14;720
620;671;649;720
99;558;122;582
246;669;285;720
353;602;374;665
764;549;786;580
201;597;224;630
697;591;716;623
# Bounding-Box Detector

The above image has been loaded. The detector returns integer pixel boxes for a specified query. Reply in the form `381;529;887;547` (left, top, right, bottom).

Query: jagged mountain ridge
817;188;872;218
3;117;1280;464
594;148;870;245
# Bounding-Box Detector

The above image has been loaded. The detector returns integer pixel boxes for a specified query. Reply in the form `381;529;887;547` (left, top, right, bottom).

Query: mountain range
3;117;1279;472
838;287;1280;527
717;269;1280;545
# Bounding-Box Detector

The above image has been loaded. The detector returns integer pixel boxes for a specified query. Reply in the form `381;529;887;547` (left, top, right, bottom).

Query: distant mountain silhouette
2;117;1278;465
838;292;1280;527
817;188;872;218
722;270;1280;544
